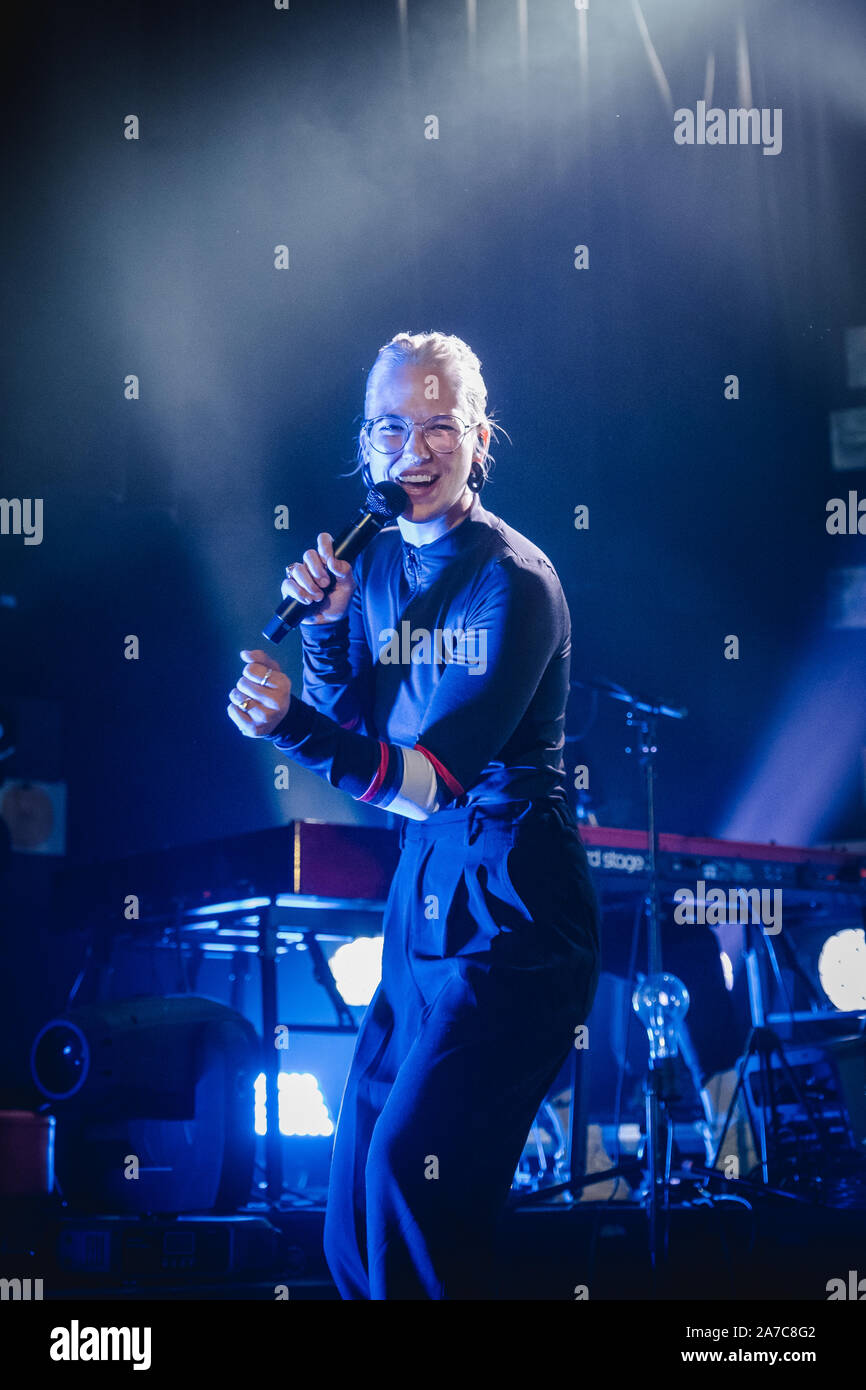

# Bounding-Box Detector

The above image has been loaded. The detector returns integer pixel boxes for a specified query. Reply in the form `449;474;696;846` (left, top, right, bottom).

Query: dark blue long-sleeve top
267;493;572;820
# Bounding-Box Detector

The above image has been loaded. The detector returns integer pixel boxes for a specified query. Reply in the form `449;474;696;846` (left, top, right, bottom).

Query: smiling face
362;363;486;530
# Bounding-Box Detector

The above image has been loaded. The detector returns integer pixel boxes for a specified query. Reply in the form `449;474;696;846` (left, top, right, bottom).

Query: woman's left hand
227;649;292;737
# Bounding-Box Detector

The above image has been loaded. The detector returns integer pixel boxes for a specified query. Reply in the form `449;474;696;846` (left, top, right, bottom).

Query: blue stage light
818;928;866;1011
254;1071;334;1137
328;936;383;1006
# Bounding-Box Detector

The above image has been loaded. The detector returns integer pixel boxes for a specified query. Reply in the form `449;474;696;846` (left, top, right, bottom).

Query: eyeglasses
363;414;480;455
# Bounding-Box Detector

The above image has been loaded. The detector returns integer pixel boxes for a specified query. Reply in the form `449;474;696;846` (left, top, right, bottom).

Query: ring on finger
240;698;254;712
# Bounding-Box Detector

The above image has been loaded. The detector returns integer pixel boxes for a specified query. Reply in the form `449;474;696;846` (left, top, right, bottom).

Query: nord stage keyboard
578;825;866;898
51;819;866;927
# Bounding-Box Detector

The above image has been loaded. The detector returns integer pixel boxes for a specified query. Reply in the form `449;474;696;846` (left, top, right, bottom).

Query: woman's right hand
281;532;356;624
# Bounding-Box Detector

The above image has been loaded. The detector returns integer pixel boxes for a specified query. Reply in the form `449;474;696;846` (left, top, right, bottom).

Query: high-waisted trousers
322;796;601;1300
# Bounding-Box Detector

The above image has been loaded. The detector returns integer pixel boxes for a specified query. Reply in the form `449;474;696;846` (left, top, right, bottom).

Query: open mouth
396;472;438;492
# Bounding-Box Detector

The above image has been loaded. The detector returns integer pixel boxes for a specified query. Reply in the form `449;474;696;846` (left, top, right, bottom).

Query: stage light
818;928;866;1011
719;951;734;991
278;1072;334;1137
254;1071;334;1137
328;936;383;1006
32;1021;89;1100
254;1072;267;1137
30;997;259;1214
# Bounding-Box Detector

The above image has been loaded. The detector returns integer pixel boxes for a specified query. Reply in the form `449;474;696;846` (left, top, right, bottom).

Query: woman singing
227;331;600;1299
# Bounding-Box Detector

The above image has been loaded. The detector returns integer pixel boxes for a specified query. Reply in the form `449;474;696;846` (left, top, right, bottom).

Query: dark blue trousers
323;798;600;1300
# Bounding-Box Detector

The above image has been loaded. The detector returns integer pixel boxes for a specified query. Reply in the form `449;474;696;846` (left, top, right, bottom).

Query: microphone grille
366;481;410;520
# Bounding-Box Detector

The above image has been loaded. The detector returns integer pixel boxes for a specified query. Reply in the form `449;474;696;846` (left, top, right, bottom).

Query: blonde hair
358;331;501;488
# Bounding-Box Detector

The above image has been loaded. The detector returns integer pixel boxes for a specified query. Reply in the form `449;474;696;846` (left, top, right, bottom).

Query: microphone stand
573;678;689;1279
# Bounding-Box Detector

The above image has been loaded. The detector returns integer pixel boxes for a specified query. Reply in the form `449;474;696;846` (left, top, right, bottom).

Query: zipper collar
400;492;484;572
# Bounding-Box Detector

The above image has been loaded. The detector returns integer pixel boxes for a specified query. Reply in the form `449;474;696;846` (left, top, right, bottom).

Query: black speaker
31;995;260;1214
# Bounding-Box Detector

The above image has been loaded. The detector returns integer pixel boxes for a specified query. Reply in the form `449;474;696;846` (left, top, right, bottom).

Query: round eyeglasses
363;414;479;455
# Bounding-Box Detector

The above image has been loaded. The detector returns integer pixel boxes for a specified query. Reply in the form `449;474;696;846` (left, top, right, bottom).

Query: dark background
1;1;865;1016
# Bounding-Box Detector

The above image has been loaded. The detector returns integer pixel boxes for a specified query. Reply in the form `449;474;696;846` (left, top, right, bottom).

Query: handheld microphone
262;481;409;643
